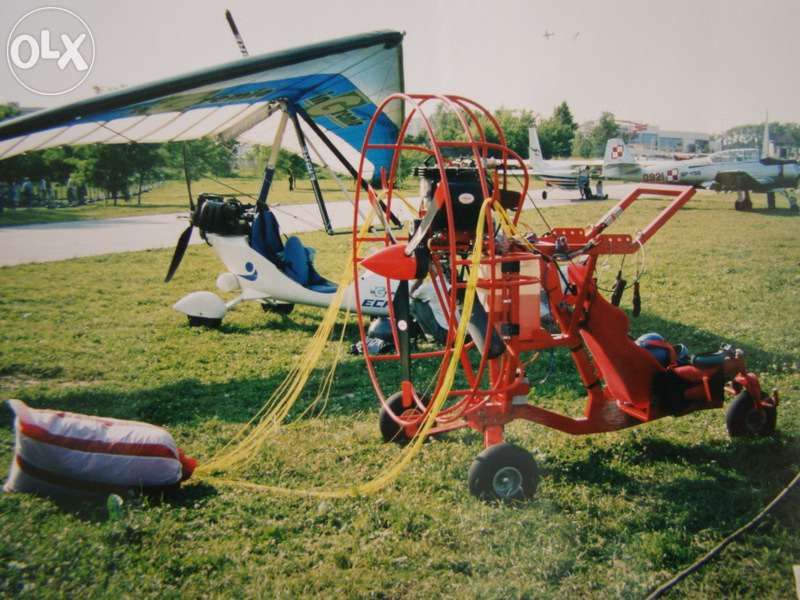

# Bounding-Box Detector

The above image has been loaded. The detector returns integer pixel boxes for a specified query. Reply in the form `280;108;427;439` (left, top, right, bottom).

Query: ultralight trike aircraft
0;30;410;327
349;93;780;501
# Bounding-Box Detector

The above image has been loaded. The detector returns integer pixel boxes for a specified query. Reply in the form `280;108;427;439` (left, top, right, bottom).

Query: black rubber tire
262;302;294;315
187;315;222;328
468;442;539;502
379;391;430;444
766;192;776;209
726;389;777;438
541;190;548;200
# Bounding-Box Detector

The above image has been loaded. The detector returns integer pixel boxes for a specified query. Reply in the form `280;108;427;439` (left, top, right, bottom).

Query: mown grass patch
0;190;798;598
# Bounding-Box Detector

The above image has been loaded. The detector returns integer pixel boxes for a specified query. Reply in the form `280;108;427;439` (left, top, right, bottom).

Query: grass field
0;177;362;227
0;191;798;598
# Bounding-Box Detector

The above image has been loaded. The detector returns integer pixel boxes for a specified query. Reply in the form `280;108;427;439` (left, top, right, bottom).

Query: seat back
250;210;284;265
579;292;664;417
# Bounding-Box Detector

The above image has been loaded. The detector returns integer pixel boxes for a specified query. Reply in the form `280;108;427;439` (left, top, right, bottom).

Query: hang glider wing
0;31;404;177
713;170;771;192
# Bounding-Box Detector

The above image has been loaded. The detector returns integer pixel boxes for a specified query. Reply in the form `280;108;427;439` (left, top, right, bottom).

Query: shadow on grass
0;363;378;431
747;207;800;218
2;303;793;430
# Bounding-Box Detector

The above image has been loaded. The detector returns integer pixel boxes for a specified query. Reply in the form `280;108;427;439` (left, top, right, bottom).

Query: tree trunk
138;174;144;205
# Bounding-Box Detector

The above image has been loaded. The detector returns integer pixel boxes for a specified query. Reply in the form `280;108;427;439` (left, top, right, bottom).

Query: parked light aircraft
603;122;800;211
526;126;602;197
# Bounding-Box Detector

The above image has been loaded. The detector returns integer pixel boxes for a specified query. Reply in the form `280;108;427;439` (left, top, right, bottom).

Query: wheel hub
745;408;766;433
492;466;523;498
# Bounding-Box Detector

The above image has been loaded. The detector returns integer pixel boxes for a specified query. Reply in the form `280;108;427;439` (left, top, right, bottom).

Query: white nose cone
216;272;240;293
173;291;227;320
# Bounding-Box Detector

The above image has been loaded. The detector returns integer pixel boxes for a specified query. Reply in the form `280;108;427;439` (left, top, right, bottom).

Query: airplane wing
0;31;404;177
712;171;771;192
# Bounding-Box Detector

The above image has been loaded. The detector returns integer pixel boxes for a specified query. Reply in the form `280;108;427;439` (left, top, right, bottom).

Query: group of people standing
577;167;607;200
0;177;89;210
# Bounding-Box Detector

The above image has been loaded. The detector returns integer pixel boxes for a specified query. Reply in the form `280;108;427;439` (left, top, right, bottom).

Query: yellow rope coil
194;199;492;497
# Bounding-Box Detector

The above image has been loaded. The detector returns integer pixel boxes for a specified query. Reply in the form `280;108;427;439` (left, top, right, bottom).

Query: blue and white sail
0;31;405;177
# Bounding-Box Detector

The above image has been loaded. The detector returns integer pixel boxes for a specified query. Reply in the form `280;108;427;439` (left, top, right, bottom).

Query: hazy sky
2;0;799;133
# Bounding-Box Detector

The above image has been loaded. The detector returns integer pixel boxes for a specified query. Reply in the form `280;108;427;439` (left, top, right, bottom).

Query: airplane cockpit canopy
708;148;759;163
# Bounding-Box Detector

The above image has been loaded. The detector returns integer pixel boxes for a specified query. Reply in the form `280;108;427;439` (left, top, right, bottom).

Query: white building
618;121;710;156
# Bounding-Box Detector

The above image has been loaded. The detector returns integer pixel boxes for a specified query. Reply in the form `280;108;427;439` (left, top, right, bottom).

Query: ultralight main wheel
726;389;776;437
379;391;431;444
468;442;539;502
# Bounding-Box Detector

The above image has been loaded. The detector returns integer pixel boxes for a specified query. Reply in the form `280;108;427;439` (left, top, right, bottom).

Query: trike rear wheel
726;389;776;437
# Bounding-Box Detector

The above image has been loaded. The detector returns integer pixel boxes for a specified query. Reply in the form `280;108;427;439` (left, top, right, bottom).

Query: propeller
164;144;197;283
404;182;446;257
393;279;411;382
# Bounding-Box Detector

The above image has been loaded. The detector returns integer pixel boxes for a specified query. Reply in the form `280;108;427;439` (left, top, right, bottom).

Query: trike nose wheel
468;442;539;502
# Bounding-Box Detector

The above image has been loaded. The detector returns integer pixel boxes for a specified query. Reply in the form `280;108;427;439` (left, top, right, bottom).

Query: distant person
21;178;33;208
595;178;607;200
0;181;8;212
66;176;76;205
577;170;588;200
10;181;19;209
288;170;295;192
39;178;48;204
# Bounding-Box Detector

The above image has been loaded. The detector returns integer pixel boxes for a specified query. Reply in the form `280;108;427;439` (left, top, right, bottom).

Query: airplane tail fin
761;111;770;159
528;126;545;167
603;138;640;180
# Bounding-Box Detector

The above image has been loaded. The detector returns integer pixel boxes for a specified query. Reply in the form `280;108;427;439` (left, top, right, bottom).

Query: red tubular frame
353;95;763;447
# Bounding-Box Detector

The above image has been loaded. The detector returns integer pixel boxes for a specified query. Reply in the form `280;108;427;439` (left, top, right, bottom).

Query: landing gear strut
734;191;752;211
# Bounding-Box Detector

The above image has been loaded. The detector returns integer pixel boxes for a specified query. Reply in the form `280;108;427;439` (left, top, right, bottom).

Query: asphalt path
0;184;644;266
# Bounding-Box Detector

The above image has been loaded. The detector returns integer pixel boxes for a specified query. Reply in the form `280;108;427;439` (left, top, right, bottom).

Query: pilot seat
249;209;337;294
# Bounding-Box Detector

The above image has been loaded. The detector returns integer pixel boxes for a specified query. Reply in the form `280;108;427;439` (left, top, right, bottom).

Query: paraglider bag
3;400;197;498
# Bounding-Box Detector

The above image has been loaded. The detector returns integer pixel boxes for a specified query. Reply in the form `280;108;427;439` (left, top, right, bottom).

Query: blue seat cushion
250;210;284;265
283;236;310;285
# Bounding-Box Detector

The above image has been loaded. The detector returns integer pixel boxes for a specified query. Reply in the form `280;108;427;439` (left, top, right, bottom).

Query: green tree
244;145;309;180
590;112;621;155
0;103;20;122
164;139;239;180
86;145;136;205
572;131;595;158
553;101;577;133
492;107;536;158
539;102;577;158
128;145;164;204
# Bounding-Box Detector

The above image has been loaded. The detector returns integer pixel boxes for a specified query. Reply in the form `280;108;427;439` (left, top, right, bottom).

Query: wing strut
296;106;402;228
255;109;290;211
287;104;334;235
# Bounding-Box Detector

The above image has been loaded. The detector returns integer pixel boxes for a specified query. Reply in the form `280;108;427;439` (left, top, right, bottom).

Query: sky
2;0;799;134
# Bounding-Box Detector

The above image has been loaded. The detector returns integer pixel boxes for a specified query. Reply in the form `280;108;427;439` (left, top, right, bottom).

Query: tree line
0;103;238;205
3;100;798;203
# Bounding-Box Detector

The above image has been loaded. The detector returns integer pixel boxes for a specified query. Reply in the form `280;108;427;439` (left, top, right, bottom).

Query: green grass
0;191;798;598
0;177;360;227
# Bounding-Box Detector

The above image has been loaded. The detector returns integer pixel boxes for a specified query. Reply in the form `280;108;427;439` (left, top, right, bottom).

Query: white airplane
167;193;400;326
603;118;800;211
526;126;602;198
